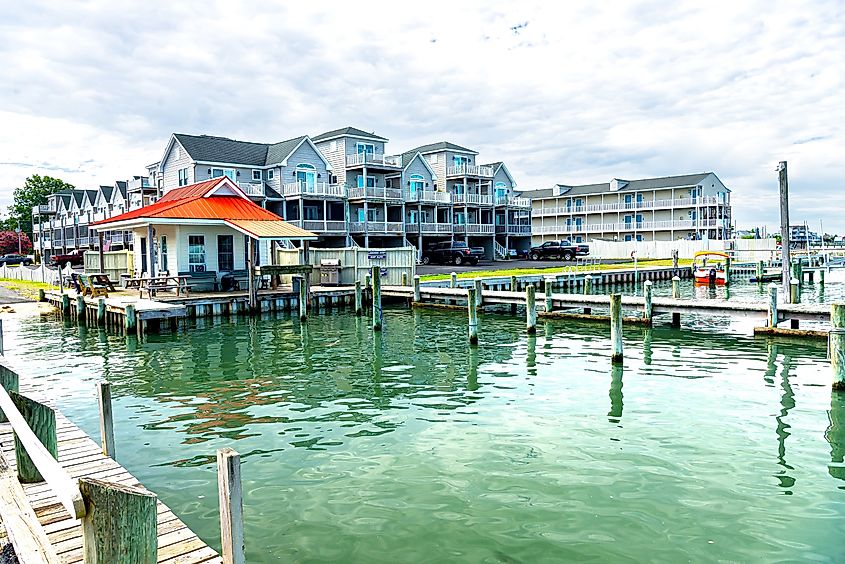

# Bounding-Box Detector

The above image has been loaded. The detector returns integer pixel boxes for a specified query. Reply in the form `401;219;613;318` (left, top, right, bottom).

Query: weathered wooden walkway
0;395;222;563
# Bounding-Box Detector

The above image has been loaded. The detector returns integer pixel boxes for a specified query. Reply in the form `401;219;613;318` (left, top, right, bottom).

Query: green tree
5;175;75;236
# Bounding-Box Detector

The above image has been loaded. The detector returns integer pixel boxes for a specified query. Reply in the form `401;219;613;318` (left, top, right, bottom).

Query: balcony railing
348;187;403;200
452;223;494;234
281;182;345;198
407;223;453;233
496;224;532;234
447;164;495;177
533;196;725;216
238;182;265;197
534;219;728;234
345;153;403;168
453;193;493;206
289;220;347;232
404;190;452;204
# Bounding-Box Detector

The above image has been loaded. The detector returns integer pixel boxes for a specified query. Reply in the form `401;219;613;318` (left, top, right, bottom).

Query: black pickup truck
528;240;590;261
421;242;479;266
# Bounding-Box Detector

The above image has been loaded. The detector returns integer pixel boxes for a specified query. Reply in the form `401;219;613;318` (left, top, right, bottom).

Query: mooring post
402;272;408;286
450;272;457;289
467;287;479;345
413;275;421;303
125;304;136;333
76;295;85;321
671;275;680;299
526;285;537;334
298;277;307;321
61;293;70;317
789;277;800;304
584;274;592;295
9;392;57;483
510;275;518;292
725;256;732;284
372;265;382;331
97;381;115;459
768;283;779;327
756;260;764;281
365;273;371;294
217;448;246;564
831;303;845;391
38;288;45;302
544;277;554;313
354;280;362;316
643;280;653;324
97;298;106;327
0;364;19;423
79;478;157;564
474;278;483;307
610;294;623;364
820;269;826;285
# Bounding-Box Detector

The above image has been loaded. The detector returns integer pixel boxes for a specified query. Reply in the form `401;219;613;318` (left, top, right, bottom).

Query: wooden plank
0;449;61;563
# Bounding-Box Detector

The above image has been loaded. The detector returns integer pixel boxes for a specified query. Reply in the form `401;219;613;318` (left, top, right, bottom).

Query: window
624;215;632;225
357;176;376;188
386;178;392;188
252;170;262;181
212;168;235;180
356;143;375;156
624;235;633;242
357;209;365;222
160;236;168;272
429;154;438;164
268;169;274;180
188;235;206;272
636;234;643;242
296;164;316;190
575;236;583;243
453;183;465;195
455;212;466;225
178;168;189;186
409;210;418;223
217;235;234;271
575;198;583;210
367;208;376;222
495;182;507;202
575;218;583;230
409;174;424;197
304;206;319;220
452;155;470;167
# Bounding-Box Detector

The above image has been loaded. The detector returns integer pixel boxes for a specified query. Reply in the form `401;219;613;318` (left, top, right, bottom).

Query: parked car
528;240;590;261
50;249;86;267
421;242;479;266
0;253;33;266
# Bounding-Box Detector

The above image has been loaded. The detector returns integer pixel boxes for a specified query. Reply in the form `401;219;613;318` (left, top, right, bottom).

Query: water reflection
775;354;796;492
643;328;653;365
608;364;623;423
826;391;845;485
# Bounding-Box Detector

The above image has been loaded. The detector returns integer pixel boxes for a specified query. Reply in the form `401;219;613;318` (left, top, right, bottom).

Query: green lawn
0;278;58;300
419;259;692;281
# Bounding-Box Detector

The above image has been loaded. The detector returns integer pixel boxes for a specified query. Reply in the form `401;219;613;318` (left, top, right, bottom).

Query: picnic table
88;273;117;292
127;275;192;298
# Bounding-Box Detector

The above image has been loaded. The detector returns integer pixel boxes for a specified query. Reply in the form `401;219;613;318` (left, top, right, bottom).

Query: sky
0;0;843;232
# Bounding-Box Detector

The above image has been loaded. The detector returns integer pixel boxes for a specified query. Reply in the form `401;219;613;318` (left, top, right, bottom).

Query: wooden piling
298;278;307;322
372;266;382;331
725;256;732;284
79;478;157;564
790;278;800;304
474;278;483;308
768;283;778;327
97;381;115;459
76;295;85;321
545;277;554;312
354;281;363;316
402;272;409;286
610;294;623;364
526;285;537;334
756;261;764;281
467;287;479;345
125;304;136;333
450;272;457;288
832;303;845;391
97;298;106;327
37;288;45;302
672;276;680;299
584;275;592;295
0;363;19;423
510;275;518;292
10;392;57;483
820;269;826;285
413;275;421;303
61;294;70;317
643;280;653;324
217;448;245;564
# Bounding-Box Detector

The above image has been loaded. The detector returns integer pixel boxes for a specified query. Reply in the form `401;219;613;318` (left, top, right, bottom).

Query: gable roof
92;177;317;240
401;151;438;179
404;141;477;156
312;126;388;143
167;133;331;169
98;185;114;201
520;172;717;199
483;162;516;186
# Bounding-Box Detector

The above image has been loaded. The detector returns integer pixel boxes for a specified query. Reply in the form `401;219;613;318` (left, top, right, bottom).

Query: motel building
91;177;316;288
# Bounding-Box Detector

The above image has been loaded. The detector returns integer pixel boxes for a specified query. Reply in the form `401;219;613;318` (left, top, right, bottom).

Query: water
4;305;845;563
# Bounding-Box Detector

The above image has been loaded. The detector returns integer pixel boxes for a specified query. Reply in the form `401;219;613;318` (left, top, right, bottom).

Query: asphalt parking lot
416;258;626;276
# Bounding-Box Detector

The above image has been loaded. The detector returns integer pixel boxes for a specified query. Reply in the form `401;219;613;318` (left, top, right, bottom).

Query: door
296;164;316;190
624;194;633;209
140;237;147;274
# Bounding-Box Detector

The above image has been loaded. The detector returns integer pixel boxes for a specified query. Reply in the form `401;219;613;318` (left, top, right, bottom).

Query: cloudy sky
1;0;843;231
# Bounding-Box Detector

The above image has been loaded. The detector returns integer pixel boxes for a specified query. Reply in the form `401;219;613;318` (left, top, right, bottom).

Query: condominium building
523;172;731;244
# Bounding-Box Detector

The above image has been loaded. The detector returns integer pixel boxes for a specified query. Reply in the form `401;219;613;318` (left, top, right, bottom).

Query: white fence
276;247;416;286
83;250;134;280
0;263;73;286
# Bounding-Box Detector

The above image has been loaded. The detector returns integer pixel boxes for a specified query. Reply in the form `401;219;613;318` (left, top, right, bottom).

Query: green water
5;307;845;562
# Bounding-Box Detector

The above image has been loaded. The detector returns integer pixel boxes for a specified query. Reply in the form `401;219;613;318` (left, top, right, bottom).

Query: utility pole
778;161;790;291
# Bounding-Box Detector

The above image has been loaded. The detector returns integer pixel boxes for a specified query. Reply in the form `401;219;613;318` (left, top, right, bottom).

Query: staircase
277;239;295;250
494;240;509;260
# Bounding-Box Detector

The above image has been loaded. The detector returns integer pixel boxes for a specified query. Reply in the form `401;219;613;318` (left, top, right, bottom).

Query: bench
78;274;109;298
179;270;218;292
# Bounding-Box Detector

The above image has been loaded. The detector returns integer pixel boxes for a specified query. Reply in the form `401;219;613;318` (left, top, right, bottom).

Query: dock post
584;274;592;295
526;285;537;334
768;283;778;327
125;304;137;333
402;272;408;286
610;294;623;364
756;261;764;282
820;269;826;285
365;273;371;293
217;448;246;564
725;256;732;284
474;278;483;308
354;280;363;316
37;288;45;302
467;287;479;345
789;278;800;304
413;275;421;303
97;298;106;327
298;277;307;321
372;266;382;331
97;381;115;459
9;392;57;483
79;478;157;564
76;295;85;321
545;277;554;313
831;303;845;391
450;272;457;288
0;364;19;423
643;280;653;324
672;276;680;299
510;275;518;292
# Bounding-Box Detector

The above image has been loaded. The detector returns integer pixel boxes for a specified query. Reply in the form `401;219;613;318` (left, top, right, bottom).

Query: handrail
0;385;85;519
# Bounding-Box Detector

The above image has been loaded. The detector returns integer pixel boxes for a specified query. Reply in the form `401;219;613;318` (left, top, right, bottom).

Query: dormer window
252;170;262;181
268;169;274;180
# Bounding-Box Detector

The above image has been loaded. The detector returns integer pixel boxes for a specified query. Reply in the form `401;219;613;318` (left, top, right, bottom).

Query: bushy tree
0;230;33;255
4;175;75;236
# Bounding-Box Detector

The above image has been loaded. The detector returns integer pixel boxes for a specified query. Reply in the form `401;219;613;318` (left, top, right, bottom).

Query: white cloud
0;0;842;231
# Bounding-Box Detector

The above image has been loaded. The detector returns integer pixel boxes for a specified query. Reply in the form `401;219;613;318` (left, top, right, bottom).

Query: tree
0;230;33;255
4;175;75;236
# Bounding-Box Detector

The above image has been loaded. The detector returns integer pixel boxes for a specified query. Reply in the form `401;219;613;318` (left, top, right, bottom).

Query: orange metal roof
226;219;317;240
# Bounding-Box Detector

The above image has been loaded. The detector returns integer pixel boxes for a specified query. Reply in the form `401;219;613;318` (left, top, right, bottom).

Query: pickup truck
0;253;34;266
528;240;590;261
421;242;479;266
50;249;86;267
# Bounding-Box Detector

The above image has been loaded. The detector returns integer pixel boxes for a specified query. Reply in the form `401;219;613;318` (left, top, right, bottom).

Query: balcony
496;224;532;234
453;193;493;206
281;182;345;198
533;196;725;216
345;153;403;168
238;182;265;197
453;223;494;234
405;190;452;204
534;218;728;234
406;223;453;234
349;221;405;233
288;220;347;232
348;187;403;200
31;204;55;215
447;164;494;178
